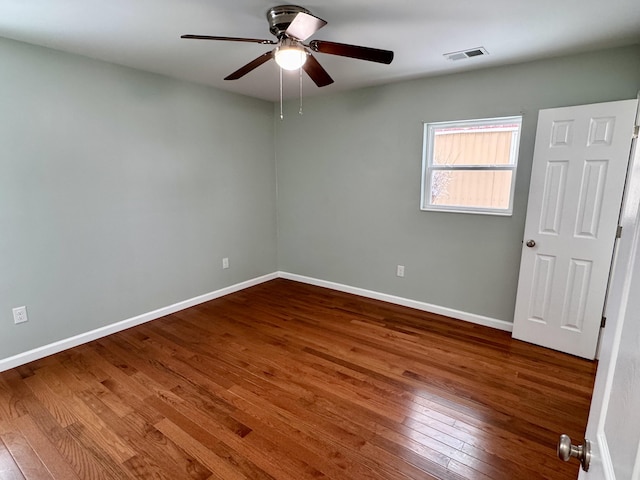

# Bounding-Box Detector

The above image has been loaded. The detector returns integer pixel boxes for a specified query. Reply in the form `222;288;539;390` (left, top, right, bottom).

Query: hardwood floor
0;279;597;480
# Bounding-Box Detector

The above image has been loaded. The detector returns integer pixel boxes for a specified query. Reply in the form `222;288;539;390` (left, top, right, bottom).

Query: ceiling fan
181;5;394;88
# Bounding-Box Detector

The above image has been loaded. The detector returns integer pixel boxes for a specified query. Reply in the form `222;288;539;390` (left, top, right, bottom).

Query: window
421;115;522;215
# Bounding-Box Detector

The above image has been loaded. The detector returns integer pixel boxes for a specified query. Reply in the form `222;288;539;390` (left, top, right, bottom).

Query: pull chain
279;66;284;120
299;66;303;115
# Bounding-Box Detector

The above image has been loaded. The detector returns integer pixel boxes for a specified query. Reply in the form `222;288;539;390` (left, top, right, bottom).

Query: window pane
422;115;521;214
431;170;513;209
433;128;518;166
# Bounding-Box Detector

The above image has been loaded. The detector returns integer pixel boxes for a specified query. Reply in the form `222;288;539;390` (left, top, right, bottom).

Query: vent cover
444;47;489;61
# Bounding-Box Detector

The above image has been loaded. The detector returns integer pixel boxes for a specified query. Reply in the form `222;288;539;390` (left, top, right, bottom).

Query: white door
512;99;638;359
576;115;640;479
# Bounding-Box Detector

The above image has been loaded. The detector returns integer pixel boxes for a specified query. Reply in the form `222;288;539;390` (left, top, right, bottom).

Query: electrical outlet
222;257;229;269
396;265;405;277
13;306;28;324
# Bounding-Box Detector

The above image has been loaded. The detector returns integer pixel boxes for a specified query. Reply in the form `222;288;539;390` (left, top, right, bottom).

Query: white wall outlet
396;265;405;277
13;306;28;324
222;257;230;269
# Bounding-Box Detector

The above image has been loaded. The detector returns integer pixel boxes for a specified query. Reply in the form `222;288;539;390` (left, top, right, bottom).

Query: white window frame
420;115;522;216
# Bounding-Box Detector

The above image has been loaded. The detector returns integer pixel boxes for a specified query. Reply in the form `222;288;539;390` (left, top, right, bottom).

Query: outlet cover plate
13;306;28;324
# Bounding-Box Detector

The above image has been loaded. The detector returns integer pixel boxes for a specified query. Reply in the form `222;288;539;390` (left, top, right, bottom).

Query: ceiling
0;0;638;101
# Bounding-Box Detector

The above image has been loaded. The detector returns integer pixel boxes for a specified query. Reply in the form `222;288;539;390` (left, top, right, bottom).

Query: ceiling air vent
444;47;489;61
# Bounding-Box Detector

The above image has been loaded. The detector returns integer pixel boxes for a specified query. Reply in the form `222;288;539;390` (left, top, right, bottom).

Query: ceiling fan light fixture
275;43;307;70
182;5;394;88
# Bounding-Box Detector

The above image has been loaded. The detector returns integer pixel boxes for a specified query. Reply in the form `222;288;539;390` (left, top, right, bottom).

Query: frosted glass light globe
275;46;307;70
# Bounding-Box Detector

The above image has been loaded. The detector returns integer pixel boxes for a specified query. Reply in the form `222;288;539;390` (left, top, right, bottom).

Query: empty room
1;1;640;479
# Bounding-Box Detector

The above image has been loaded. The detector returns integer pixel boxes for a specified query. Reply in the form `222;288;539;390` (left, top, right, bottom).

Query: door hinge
601;316;607;328
616;225;623;238
634;125;639;139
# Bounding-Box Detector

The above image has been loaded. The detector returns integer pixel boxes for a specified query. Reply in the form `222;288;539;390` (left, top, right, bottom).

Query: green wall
0;38;277;359
275;45;640;322
2;37;638;363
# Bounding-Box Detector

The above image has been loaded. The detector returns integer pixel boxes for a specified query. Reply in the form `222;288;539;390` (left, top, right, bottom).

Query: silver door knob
558;434;591;472
526;239;536;248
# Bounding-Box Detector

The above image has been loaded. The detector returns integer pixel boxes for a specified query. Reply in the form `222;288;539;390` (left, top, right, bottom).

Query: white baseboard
0;273;278;373
277;271;514;332
1;271;512;373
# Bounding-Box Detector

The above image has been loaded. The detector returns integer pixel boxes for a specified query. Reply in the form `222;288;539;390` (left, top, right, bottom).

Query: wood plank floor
0;279;597;480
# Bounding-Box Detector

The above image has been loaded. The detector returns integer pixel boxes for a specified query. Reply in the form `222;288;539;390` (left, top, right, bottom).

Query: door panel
575;160;607;238
561;258;591;331
529;254;555;322
540;161;568;234
513;99;637;359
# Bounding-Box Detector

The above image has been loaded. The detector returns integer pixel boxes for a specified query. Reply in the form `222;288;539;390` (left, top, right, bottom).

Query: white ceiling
1;0;638;101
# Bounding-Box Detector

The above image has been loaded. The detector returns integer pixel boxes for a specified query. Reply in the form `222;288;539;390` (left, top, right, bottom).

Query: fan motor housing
267;5;311;38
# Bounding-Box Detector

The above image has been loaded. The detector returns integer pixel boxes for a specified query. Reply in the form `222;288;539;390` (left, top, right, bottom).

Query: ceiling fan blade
302;54;334;87
285;12;327;41
225;51;274;80
181;35;276;45
309;40;394;64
